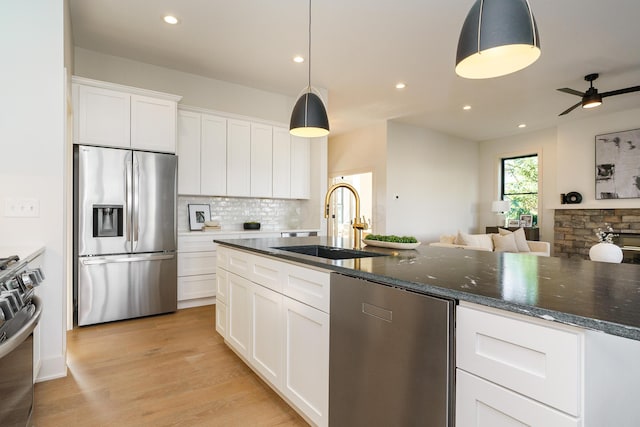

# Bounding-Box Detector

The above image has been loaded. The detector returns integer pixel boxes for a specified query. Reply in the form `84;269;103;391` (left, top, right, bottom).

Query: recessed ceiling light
293;56;305;63
518;123;527;128
395;82;406;89
463;105;472;110
163;15;179;25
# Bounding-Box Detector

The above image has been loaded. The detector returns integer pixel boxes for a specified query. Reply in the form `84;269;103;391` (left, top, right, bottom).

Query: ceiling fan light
290;92;329;137
582;94;602;109
456;0;541;79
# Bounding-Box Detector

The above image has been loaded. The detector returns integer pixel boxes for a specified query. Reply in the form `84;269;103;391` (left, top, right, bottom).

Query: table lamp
491;200;511;227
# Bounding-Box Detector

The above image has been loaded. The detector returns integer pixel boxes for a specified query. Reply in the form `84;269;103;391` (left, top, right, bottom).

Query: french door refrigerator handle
132;153;140;250
80;254;175;265
125;153;133;252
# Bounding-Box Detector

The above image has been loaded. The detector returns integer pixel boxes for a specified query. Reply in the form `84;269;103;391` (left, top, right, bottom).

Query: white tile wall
178;196;308;231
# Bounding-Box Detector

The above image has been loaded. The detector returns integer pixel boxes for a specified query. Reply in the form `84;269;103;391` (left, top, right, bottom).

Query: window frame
500;153;539;220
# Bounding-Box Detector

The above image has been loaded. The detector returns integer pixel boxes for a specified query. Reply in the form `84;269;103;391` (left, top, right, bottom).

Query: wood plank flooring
33;305;308;426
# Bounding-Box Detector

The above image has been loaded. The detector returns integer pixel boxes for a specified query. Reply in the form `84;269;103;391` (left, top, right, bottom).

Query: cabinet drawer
250;254;285;293
457;304;582;416
283;263;331;313
226;248;252;277
178;233;239;252
178;274;216;300
456;370;579;427
178;252;216;276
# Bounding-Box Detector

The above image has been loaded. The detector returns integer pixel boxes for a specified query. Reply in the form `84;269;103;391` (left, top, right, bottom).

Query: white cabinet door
250;123;273;197
178;274;216;300
216;301;228;339
177;252;216;276
283;296;329;427
227;119;251;197
177;110;201;195
272;127;291;198
201;113;227;196
290;136;311;199
131;94;177;153
250;282;283;388
216;267;228;304
76;85;131;148
227;272;251;359
456;370;579;427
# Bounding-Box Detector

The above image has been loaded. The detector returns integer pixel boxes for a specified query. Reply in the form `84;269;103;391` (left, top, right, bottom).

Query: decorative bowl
243;222;261;230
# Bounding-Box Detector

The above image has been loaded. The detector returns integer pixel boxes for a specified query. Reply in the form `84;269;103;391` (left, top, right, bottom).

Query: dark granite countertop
215;236;640;341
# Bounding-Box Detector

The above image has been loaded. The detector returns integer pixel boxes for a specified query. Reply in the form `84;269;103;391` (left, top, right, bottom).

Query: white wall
386;122;479;243
0;1;67;380
556;108;640;209
478;128;557;243
74;48;295;124
328;122;388;234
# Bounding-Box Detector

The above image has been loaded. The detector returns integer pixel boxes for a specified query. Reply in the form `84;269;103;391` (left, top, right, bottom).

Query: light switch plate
4;197;40;217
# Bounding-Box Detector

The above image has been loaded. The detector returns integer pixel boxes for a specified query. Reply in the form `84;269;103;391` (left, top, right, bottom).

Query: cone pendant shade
456;0;541;79
290;92;329;137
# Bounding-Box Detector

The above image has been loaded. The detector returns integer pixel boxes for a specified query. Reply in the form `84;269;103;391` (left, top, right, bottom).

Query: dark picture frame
188;204;211;231
595;128;640;199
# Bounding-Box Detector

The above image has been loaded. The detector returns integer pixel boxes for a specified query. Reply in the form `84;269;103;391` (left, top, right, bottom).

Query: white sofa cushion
457;231;494;251
498;227;530;252
492;233;518;253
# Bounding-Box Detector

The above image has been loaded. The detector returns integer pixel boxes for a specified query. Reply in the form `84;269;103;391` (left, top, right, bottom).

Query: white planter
589;242;623;263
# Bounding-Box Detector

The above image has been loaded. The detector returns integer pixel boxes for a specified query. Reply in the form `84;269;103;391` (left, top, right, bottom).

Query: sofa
429;229;550;257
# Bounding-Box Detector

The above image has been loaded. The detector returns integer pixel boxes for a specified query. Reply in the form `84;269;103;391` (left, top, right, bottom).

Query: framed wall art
519;214;533;227
595;128;640;199
188;204;211;231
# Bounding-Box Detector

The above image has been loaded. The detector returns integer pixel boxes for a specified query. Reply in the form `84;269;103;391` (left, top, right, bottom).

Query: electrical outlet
4;197;40;217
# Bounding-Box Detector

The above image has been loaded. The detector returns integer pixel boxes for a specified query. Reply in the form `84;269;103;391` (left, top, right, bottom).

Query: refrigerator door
76;145;132;256
132;151;177;253
77;253;177;326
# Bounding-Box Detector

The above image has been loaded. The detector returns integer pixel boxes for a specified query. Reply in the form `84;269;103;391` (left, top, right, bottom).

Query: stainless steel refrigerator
73;145;177;326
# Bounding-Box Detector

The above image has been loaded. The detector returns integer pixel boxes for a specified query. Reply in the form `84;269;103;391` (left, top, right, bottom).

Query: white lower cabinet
456;370;579;427
282;296;329;427
227;272;251;359
250;282;283;388
216;246;329;427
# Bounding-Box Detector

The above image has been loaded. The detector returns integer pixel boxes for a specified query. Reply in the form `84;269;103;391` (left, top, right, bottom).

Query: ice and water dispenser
92;205;123;237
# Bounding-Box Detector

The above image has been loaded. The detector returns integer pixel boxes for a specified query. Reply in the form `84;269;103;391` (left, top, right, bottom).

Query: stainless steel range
0;255;44;427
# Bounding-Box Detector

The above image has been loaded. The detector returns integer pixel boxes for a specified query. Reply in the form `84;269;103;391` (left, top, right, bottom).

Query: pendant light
455;0;541;79
290;0;329;137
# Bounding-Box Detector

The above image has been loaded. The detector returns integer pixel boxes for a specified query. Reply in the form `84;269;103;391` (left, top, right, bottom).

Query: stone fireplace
554;209;640;261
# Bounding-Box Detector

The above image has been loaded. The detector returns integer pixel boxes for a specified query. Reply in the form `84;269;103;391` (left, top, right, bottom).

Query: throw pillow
439;234;457;244
498;227;530;252
458;231;494;251
492;233;519;253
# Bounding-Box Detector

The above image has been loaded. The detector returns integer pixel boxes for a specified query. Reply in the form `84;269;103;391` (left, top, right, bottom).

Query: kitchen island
214;236;640;427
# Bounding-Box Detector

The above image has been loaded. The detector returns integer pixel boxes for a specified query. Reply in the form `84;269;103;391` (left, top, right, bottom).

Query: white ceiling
69;0;640;141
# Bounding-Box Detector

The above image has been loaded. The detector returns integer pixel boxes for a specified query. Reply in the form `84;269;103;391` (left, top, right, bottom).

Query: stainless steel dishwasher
330;273;454;426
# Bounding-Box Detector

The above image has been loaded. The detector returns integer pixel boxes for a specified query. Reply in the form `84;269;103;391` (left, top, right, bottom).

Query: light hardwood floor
33;305;308;426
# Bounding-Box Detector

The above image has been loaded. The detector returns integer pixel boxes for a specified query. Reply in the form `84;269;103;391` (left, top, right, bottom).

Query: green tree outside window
501;155;538;225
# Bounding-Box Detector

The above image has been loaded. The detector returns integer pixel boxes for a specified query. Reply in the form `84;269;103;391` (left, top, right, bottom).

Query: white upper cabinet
177;110;201;195
272;127;291;199
227;119;252;197
200;114;227;196
250;123;273;198
131;94;177;153
72;76;181;153
291;136;311;199
76;84;131;148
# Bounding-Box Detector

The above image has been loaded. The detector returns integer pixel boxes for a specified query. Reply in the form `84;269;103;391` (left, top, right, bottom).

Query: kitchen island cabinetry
72;76;180;153
216;246;330;427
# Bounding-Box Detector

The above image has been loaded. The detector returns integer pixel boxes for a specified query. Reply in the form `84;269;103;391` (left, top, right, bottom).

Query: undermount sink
272;245;388;260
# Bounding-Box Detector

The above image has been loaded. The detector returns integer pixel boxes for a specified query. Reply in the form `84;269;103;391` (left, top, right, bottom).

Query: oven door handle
80;254;175;265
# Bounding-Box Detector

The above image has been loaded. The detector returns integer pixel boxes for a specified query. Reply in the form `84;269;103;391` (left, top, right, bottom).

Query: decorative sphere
589;242;623;263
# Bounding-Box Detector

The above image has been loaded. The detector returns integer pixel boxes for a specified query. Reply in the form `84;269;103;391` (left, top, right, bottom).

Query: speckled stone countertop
215;236;640;341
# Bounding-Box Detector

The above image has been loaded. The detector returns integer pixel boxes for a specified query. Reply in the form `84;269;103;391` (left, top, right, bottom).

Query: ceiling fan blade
559;101;582;116
601;86;640;98
557;87;585;97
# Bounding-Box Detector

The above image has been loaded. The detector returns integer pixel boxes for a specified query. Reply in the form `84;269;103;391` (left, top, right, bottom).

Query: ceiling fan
557;73;640;116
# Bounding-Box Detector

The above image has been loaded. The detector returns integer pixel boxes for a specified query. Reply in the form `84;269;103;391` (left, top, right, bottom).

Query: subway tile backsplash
178;196;311;231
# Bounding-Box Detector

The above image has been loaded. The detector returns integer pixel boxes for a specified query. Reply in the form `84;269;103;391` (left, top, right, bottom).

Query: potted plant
589;224;622;263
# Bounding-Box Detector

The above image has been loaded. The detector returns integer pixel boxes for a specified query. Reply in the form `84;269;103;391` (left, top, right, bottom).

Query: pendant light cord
307;0;312;91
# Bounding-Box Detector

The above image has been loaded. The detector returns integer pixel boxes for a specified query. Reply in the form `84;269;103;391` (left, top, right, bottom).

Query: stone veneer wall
177;196;310;232
554;209;640;259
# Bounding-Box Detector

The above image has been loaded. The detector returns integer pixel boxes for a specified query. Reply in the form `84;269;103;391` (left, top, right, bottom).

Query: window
501;154;538;225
